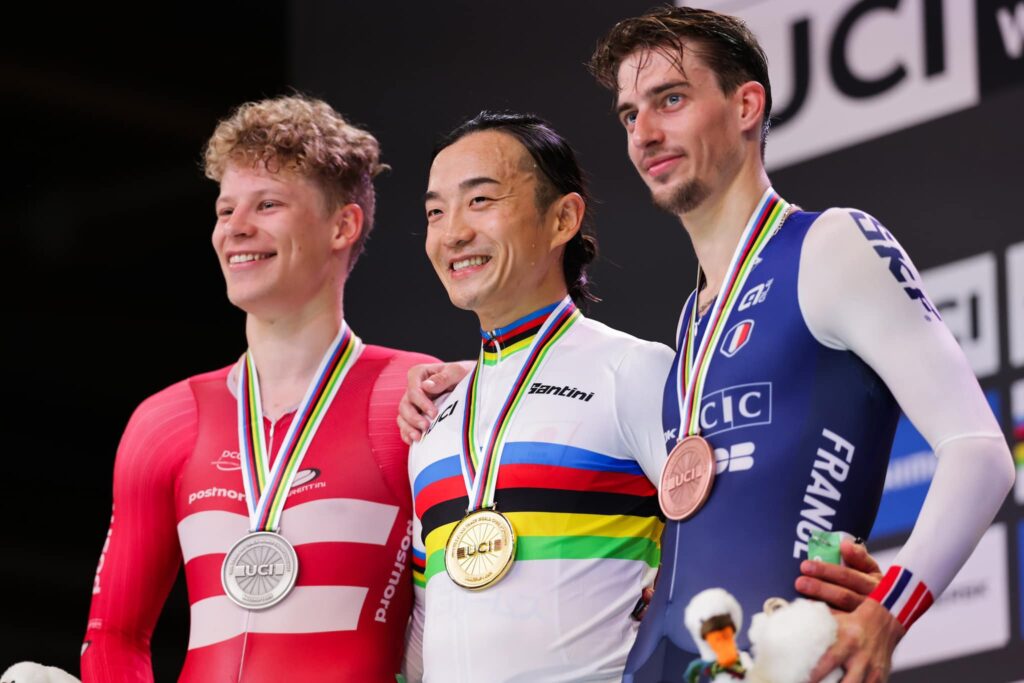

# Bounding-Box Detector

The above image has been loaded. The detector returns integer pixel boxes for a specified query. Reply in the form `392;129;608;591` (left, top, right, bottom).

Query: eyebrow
616;80;691;115
424;176;501;202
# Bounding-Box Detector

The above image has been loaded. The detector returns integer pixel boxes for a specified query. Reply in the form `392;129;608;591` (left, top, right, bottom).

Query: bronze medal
444;508;516;590
665;192;790;522
659;435;716;520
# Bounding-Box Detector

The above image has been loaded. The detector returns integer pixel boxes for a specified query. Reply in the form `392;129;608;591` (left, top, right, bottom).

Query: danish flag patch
720;320;755;357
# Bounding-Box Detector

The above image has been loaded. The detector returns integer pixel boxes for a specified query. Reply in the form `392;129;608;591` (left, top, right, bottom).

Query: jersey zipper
484;328;503;364
236;416;279;681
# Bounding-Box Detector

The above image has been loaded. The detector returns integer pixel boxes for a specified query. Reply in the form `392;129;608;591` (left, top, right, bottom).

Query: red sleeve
81;379;199;683
367;350;440;517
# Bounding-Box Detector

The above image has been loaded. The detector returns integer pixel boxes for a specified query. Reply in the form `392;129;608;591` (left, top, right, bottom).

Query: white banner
921;252;1000;379
689;0;980;169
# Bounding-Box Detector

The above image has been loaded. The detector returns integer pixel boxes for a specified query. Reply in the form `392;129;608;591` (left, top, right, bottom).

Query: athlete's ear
549;192;584;249
735;81;766;137
331;203;364;252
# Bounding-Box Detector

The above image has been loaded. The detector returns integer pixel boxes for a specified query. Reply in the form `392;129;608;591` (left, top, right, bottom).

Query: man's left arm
613;339;676;486
798;208;1015;682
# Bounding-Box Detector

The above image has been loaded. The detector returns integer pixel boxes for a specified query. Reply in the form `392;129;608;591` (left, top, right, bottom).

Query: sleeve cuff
868;565;934;630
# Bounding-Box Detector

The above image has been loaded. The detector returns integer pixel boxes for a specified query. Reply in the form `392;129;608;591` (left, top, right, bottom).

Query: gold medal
443;299;577;591
444;508;516;590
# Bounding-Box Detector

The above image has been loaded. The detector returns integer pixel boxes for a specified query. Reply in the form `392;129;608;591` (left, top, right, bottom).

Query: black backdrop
5;1;1022;681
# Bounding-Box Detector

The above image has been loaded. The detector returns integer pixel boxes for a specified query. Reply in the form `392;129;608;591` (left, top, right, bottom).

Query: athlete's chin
651;179;711;216
226;288;256;312
443;286;482;315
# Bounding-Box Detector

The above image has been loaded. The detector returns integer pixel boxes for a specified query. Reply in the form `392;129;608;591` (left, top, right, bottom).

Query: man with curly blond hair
82;95;436;683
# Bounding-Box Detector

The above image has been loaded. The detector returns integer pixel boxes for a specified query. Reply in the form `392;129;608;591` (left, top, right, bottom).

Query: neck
679;163;771;298
244;296;345;420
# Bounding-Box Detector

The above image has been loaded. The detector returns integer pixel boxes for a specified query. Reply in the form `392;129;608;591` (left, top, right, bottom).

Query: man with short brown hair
587;6;1013;682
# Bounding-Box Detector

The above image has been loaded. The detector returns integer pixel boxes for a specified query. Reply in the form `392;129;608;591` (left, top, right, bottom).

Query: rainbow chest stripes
409;316;664;590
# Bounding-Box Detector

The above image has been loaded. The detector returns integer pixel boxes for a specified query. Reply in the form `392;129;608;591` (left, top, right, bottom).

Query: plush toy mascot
684;588;753;682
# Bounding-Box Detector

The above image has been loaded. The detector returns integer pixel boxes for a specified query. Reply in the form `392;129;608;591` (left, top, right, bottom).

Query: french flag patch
720;320;755;357
869;565;934;629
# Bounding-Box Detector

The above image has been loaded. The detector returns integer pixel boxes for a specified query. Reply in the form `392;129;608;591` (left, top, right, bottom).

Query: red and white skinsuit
83;345;435;682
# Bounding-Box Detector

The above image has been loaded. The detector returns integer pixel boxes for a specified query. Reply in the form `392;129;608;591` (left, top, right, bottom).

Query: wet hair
588;5;772;156
433;111;599;305
204;94;388;270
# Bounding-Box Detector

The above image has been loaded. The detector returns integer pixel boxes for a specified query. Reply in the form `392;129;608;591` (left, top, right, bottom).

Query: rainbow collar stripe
677;189;789;438
480;302;557;365
237;323;362;532
461;298;580;511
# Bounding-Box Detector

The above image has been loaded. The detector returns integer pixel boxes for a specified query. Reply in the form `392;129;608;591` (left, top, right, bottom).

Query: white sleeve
798;208;1014;620
614;340;676;485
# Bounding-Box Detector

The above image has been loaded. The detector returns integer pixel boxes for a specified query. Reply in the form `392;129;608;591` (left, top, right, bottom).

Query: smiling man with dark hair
403;111;673;682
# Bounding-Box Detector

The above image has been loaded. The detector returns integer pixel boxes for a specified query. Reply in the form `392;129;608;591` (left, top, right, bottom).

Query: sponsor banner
921;252;1000;379
1009;242;1024;368
873;390;1001;537
691;0;979;169
694;0;1024;169
874;523;1010;669
1013;379;1024;504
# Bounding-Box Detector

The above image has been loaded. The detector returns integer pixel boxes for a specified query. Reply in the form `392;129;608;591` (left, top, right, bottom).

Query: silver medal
221;531;299;610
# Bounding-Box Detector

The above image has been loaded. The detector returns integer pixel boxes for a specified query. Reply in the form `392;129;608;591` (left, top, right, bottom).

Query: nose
220;207;255;239
440;210;474;249
630;108;663;151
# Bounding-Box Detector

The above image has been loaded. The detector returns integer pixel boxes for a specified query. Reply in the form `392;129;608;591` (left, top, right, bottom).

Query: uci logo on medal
665;461;708;491
456;538;505;559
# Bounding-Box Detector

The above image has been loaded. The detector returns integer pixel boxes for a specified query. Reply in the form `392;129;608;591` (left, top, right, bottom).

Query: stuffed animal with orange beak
683;588;753;682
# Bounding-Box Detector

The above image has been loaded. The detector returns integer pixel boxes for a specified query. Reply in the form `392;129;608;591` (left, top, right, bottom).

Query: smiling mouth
450;255;491;272
228;252;276;265
646;155;683;177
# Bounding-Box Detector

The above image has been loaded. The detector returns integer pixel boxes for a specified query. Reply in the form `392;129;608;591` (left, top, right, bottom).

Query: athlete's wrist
867;564;933;630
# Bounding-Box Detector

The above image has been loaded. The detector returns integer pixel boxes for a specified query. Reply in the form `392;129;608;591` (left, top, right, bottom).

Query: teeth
229;253;273;264
452;256;490;271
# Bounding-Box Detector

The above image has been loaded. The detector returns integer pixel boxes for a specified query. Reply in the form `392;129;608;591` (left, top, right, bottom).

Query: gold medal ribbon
460;297;580;511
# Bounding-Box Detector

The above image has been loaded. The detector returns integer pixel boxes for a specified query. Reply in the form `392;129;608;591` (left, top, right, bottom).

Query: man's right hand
398;361;474;444
795;539;882;612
